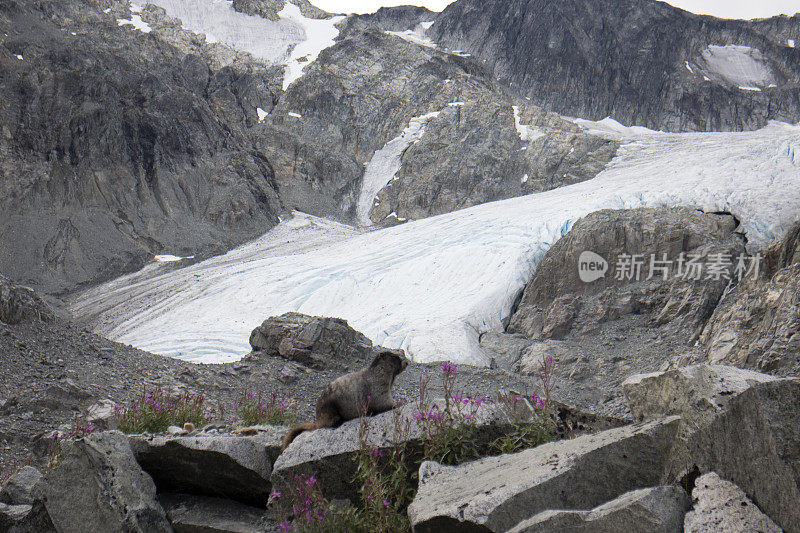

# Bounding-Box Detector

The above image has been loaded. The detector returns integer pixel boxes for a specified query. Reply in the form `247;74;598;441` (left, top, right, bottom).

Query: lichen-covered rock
508;207;745;340
42;431;171;532
507;485;689;533
684;473;781;533
407;417;681;532
129;428;285;507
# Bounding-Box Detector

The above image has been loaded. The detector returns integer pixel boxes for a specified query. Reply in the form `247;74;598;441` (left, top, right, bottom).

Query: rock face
370;101;617;224
624;366;800;532
508;207;745;341
430;0;800;132
701;223;800;375
0;0;282;294
0;277;52;325
684;473;781;533
129;429;284;507
248;312;374;369
232;0;330;20
0;501;54;532
507;486;690;533
42;432;171;532
406;417;681;532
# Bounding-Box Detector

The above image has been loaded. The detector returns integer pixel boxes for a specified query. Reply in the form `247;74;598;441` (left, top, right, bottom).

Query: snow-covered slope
72;122;800;365
356;110;442;225
147;0;343;87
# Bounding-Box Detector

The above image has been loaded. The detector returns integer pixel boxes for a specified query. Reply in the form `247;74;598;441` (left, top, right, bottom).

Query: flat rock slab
130;428;284;508
407;417;681;532
272;400;508;503
508;485;689;533
684;473;781;533
159;492;272;533
43;431;170;532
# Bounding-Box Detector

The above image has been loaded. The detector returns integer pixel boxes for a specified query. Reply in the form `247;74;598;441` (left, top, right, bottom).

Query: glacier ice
72;122;800;366
700;44;776;88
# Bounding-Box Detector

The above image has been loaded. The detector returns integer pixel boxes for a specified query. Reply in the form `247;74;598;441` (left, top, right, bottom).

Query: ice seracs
73;123;800;366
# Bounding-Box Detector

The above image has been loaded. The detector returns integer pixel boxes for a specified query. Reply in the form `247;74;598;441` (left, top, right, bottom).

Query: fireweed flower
440;361;457;375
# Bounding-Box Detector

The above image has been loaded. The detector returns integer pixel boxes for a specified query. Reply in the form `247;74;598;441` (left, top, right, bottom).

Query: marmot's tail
282;422;316;450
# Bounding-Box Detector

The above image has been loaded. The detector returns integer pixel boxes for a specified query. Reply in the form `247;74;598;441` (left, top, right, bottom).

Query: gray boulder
130;428;284;507
248;312;374;370
508;207;745;341
0;277;52;325
271;400;508;505
407;417;681;532
684;473;781;533
507;485;689;533
159;493;271;533
0;501;55;533
42;431;171;532
0;466;43;505
622;365;779;438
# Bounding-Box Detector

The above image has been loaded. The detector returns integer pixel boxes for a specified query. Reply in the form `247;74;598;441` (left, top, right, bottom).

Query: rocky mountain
429;0;800;131
0;0;284;294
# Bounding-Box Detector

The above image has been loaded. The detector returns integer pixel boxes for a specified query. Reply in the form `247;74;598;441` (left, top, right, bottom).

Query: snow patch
385;21;437;49
685;61;694;73
571;117;662;140
789;39;796;48
73;123;800;365
356;110;441;225
700;44;775;88
739;85;761;92
287;111;302;118
521;174;529;183
279;3;345;90
146;0;342;87
448;102;465;107
256;107;268;122
154;254;195;263
117;14;152;33
15;54;23;60
512;106;546;142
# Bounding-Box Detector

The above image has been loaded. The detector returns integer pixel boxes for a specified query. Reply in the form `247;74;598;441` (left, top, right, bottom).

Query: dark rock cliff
430;0;800;131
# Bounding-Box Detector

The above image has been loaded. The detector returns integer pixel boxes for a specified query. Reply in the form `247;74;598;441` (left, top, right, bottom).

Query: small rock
158;493;271;533
0;466;43;505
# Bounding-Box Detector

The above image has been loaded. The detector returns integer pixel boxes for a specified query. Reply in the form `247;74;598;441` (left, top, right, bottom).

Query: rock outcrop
701;222;800;375
430;0;800;132
684;473;781;533
407;417;681;532
42;432;171;532
508;207;745;341
0;277;52;325
248;312;374;370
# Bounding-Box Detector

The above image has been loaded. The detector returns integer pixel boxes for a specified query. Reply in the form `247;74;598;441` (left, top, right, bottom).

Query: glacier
71;122;800;366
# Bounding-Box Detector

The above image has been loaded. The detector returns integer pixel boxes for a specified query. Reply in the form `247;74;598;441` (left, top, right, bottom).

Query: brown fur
281;350;408;450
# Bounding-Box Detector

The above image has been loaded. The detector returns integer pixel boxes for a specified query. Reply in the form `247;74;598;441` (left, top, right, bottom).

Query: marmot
281;350;408;449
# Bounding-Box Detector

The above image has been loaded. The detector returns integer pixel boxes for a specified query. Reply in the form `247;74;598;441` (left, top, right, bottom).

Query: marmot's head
370;349;409;376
